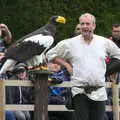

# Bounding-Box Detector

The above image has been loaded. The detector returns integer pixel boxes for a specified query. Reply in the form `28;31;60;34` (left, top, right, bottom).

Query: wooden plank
5;105;73;111
0;80;5;120
5;105;34;111
3;80;120;88
112;83;120;120
4;80;33;86
48;105;74;111
4;104;117;112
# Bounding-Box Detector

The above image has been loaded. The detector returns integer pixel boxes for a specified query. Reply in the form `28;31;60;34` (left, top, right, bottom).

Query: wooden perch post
30;70;52;120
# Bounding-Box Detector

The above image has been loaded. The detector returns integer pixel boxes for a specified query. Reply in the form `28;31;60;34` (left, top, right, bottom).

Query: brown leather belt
76;86;103;94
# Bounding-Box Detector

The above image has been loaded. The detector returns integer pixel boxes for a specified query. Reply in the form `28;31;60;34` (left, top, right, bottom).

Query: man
0;23;12;68
109;24;120;48
0;23;12;49
6;63;32;120
48;58;73;120
46;13;120;120
74;23;81;36
106;24;120;120
0;23;12;78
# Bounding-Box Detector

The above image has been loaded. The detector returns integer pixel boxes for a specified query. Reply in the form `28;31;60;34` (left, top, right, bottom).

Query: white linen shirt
46;34;120;101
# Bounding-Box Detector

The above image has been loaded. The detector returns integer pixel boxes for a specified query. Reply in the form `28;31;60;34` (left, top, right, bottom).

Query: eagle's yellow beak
56;16;66;24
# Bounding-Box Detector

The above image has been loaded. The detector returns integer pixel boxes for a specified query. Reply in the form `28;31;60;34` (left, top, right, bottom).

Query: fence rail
0;80;120;120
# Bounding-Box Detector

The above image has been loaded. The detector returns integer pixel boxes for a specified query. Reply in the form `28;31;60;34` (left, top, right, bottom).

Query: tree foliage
0;0;120;43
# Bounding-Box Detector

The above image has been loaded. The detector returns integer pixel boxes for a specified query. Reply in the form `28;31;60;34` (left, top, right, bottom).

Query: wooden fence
0;80;120;120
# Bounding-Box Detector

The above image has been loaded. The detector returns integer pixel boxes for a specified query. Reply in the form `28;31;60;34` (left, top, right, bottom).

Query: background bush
0;0;120;43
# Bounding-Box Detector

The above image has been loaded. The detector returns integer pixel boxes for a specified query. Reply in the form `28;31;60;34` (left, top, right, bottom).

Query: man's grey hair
79;13;96;24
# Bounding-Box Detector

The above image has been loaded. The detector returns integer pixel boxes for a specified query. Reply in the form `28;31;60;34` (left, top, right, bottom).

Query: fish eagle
0;16;66;74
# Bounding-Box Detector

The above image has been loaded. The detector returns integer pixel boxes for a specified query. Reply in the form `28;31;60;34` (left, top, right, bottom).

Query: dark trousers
49;111;74;120
73;94;105;120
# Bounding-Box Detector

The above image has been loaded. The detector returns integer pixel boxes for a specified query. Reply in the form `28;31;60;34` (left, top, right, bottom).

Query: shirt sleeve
46;39;70;61
106;38;120;59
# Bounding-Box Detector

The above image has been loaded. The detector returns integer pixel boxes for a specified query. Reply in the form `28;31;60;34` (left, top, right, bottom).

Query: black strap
74;86;103;94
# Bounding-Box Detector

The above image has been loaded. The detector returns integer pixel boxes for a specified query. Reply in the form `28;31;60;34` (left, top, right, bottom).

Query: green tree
0;0;120;43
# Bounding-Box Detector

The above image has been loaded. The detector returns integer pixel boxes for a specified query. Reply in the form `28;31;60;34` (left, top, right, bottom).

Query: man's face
79;15;96;40
74;24;81;36
48;62;61;72
112;26;120;40
17;70;27;79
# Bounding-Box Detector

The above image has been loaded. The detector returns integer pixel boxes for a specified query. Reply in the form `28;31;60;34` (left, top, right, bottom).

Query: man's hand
108;73;117;82
0;23;9;31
